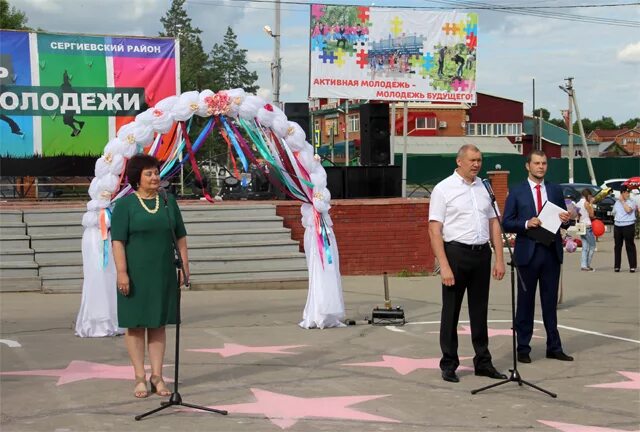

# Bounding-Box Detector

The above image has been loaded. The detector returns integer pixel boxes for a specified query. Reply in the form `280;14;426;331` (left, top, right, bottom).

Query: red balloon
592;219;605;237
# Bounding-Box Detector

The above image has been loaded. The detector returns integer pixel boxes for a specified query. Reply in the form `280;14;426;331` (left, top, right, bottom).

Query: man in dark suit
502;150;573;363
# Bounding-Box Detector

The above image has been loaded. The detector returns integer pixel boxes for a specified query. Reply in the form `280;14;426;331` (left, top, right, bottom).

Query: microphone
482;178;496;202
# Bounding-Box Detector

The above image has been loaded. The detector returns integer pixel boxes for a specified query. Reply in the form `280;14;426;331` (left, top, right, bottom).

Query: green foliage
0;0;29;29
208;27;259;94
159;0;209;91
534;107;550;121
620;117;640;130
318;5;358;26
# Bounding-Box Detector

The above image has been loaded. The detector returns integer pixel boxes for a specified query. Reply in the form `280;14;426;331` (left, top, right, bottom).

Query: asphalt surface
1;232;638;432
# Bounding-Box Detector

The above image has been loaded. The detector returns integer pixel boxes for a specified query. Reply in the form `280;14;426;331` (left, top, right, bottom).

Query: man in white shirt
429;144;506;383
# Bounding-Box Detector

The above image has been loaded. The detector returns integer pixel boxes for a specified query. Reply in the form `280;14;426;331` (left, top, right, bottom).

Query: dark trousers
614;224;637;270
440;243;492;372
516;243;562;354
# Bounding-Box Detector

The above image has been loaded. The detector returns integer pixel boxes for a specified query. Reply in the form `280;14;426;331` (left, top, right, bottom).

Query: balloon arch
75;89;345;337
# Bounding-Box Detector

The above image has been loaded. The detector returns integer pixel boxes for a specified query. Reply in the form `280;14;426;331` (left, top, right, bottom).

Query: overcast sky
9;0;640;123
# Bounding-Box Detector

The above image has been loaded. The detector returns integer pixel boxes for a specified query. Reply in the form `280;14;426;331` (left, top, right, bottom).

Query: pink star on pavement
343;355;473;375
429;325;542;338
539;420;640;432
186;343;307;358
587;371;640;390
0;360;171;385
192;388;400;429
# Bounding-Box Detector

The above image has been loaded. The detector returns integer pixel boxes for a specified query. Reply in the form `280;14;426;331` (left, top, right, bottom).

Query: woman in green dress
111;154;189;398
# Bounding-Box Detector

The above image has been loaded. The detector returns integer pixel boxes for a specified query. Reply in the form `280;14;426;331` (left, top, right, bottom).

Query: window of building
467;122;522;136
347;114;359;132
416;116;436;129
325;118;338;136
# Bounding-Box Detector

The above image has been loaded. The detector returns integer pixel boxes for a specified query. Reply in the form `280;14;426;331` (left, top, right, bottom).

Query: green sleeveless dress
110;193;187;328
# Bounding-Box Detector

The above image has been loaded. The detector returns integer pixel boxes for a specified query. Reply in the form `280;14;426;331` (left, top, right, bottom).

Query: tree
534;107;550;121
0;0;29;29
620;118;640;129
159;0;209;91
208;27;259;94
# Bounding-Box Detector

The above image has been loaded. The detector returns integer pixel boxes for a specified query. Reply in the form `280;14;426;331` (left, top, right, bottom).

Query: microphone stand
135;189;228;420
471;181;556;398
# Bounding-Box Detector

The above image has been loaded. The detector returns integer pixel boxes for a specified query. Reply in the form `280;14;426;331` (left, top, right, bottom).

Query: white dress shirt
429;170;496;245
526;178;548;229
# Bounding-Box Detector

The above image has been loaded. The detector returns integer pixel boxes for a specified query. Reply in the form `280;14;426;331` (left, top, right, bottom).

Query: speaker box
343;166;401;198
324;166;345;199
359;103;390;166
284;102;310;140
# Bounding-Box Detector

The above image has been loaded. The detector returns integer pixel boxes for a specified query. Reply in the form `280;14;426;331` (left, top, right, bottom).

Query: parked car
560;183;614;224
601;178;640;200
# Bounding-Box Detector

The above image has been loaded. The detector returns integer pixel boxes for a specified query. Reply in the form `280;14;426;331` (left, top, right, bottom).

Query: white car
600;178;639;200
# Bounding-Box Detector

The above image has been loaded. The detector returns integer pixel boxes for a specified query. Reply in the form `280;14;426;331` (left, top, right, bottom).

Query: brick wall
487;170;510;215
275;198;434;275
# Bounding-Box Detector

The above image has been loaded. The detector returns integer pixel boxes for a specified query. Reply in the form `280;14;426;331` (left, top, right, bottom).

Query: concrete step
30;234;81;250
0;276;42;292
180;205;277;219
30;227;295;249
184;217;285;231
189;271;308;290
0;261;39;278
34;239;302;262
41;271;309;293
27;222;82;236
41;275;83;293
188;228;293;244
0;210;23;223
0;249;35;262
38;262;82;277
0;223;27;236
23;210;83;224
0;235;31;250
189;254;306;273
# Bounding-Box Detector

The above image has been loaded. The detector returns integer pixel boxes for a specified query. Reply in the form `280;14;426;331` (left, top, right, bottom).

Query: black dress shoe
475;366;507;379
517;353;532;363
441;369;459;383
546;351;574;361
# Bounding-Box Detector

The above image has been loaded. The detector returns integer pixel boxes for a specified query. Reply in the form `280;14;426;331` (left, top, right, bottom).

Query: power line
424;0;640;27
186;0;640;27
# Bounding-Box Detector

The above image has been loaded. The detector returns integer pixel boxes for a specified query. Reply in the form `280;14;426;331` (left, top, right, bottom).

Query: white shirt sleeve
429;185;446;223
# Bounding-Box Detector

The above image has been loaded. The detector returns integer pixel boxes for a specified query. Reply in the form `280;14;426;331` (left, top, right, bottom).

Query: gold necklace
134;192;159;214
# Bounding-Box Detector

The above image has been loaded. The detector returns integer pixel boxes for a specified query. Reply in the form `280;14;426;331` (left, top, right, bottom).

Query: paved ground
1;232;638;432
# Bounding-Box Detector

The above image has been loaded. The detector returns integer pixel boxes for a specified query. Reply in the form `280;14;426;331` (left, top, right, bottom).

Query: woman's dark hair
126;154;161;190
581;188;593;199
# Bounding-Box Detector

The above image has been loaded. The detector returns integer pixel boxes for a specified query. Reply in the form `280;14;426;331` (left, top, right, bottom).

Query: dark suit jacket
502;180;567;266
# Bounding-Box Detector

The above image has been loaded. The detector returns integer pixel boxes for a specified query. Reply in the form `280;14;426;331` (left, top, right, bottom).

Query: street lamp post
264;0;281;106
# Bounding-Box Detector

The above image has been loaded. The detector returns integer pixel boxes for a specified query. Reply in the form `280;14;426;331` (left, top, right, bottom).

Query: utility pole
345;99;350;166
559;78;596;185
264;0;281;106
274;0;281;106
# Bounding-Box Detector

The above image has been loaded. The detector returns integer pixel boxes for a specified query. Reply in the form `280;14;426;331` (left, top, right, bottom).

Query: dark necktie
535;184;543;214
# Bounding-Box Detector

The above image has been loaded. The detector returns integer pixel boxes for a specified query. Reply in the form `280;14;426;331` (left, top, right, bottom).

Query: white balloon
172;90;200;121
238;95;265;121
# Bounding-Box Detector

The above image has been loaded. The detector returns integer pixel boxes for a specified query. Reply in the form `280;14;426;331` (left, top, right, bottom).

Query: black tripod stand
135;190;228;420
471;181;556;398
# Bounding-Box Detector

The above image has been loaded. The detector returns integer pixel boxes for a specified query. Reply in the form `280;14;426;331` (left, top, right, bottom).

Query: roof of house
390;136;520;155
524;117;599;146
475;92;523;104
598;140;632;155
590;128;630;139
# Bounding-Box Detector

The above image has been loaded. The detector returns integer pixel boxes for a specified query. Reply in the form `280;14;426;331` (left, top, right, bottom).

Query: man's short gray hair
456;144;481;159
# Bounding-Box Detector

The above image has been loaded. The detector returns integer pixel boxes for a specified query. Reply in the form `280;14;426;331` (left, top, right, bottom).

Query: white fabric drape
299;204;345;329
75;227;124;337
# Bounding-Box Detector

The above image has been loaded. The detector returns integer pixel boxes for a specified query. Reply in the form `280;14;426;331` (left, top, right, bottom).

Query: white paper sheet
538;201;565;234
